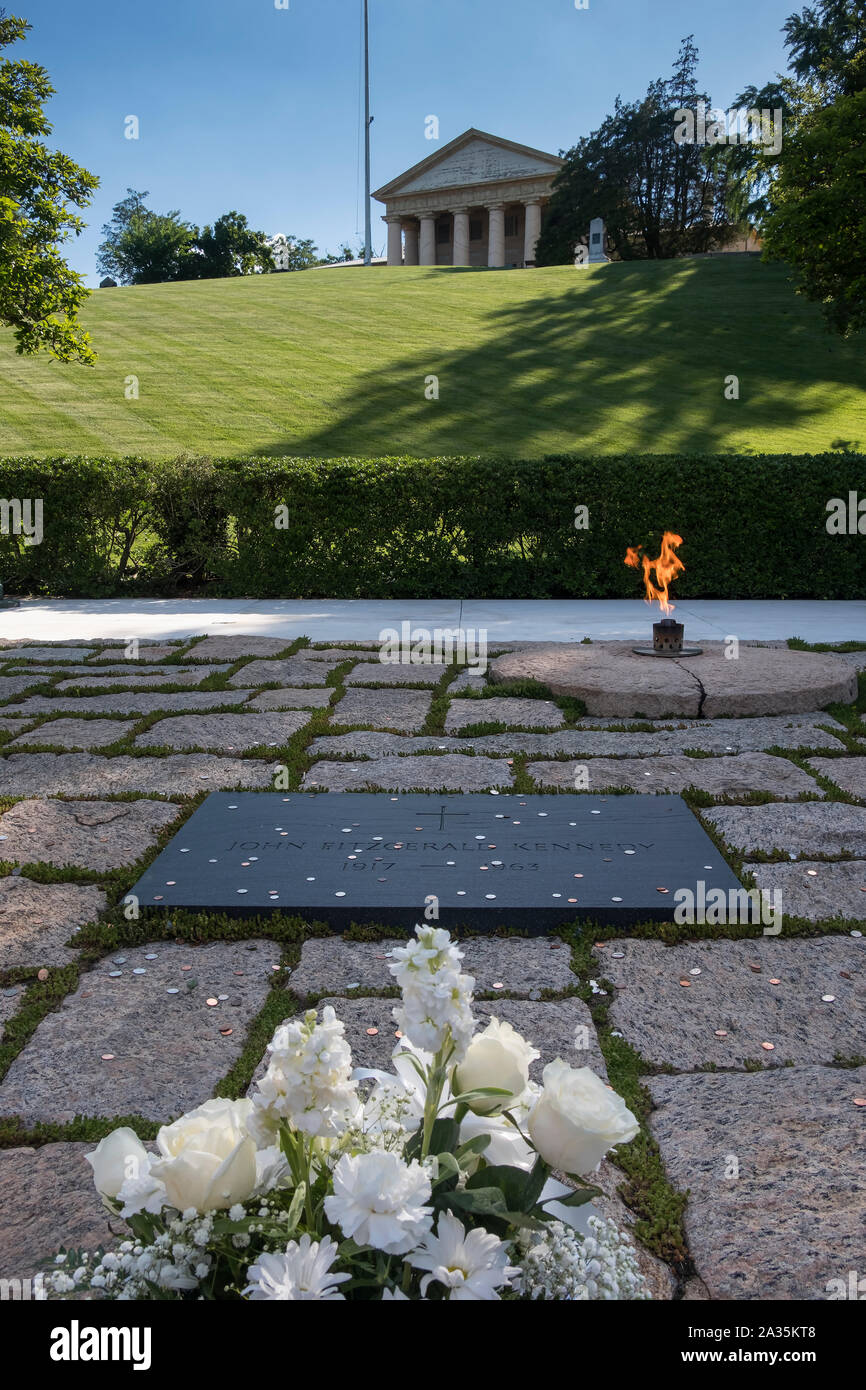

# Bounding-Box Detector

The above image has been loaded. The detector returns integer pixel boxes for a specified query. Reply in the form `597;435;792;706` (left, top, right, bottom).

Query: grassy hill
0;257;864;457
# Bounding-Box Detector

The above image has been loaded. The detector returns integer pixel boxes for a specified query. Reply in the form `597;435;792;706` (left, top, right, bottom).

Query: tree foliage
0;9;98;363
537;38;732;264
739;0;866;334
96;189;196;285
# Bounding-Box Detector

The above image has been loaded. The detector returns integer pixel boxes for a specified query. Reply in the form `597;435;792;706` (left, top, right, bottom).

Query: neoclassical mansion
373;128;564;269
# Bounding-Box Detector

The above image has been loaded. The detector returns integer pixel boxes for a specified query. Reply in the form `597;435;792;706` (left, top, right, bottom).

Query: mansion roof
373;128;564;206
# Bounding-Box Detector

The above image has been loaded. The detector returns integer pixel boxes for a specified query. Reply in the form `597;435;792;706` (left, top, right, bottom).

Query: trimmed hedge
0;453;863;599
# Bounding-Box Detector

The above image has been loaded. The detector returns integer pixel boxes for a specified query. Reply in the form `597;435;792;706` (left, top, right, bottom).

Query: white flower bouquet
49;926;649;1301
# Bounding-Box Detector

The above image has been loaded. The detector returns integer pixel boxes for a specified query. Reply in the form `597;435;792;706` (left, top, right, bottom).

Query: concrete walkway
1;598;864;644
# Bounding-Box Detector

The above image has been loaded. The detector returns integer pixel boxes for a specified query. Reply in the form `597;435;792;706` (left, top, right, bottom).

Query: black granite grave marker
130;792;744;932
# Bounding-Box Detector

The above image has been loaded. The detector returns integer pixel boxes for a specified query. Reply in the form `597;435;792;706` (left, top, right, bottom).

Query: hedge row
0;453;863;599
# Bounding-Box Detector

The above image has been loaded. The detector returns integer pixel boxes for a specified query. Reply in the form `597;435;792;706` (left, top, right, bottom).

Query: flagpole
363;0;372;265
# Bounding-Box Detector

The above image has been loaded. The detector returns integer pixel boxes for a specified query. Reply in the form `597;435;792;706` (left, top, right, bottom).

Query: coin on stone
206;998;219;1007
761;1042;775;1051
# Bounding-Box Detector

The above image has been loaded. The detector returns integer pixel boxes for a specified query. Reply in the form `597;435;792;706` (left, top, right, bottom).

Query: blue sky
17;0;797;284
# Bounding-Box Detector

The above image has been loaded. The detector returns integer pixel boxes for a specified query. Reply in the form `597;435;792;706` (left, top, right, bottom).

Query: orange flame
624;532;684;615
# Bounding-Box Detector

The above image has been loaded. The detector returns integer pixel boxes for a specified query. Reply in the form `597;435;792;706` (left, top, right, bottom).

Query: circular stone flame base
489;641;858;719
632;647;703;658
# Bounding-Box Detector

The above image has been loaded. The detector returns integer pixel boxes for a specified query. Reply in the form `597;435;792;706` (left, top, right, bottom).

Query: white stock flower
454;1016;540;1114
85;1128;151;1201
249;1006;361;1141
244;1235;349;1301
408;1211;520;1301
325;1151;433;1254
389;925;475;1060
528;1061;639;1175
149;1098;258;1214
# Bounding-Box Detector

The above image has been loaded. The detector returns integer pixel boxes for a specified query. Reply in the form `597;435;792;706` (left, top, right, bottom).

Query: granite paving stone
445;697;565;733
54;667;227;690
287;936;576;1000
11;690;257;717
0;674;50;702
0;752;278;796
0;878;106;969
227;658;338;688
0;716;31;734
305;647;372;661
449;668;489;692
809;757;866;799
648;1066;866;1299
602;937;866;1068
186;636;294;660
528;753;822;799
0;799;182;871
8;717;136;749
0;989;21;1040
0;1144;120;1281
248;688;334;710
6;664;192;679
344;662;449;687
703;802;866;857
90;643;186;662
300;720;847;761
303;754;514;791
0;647;94;662
134;711;312;751
252;996;605;1085
470;717;843;756
744;860;866;922
309;732;459;757
331;688;432;733
0;939;282;1125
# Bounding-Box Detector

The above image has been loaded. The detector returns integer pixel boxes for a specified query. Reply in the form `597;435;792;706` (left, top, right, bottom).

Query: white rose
527;1061;639;1175
149;1098;258;1214
454;1017;540;1114
85;1127;151;1200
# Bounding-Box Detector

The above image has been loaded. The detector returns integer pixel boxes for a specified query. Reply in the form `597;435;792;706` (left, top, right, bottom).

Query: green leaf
539;1185;601;1209
466;1163;531;1211
442;1186;510;1219
455;1133;492;1161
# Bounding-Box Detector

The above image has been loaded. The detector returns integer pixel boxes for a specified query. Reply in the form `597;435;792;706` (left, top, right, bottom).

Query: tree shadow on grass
252;258;864;458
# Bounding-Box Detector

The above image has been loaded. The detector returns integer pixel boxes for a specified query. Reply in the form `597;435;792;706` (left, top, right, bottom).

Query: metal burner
633;617;702;658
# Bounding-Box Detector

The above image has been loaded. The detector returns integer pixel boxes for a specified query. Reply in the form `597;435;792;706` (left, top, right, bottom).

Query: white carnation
325;1151;433;1254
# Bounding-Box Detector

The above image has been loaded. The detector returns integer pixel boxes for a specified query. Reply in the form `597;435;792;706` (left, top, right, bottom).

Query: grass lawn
0;257;864;458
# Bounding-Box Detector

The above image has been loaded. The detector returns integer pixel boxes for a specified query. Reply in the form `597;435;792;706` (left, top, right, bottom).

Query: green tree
191;210;274;278
0;10;98;363
269;234;320;272
762;86;866;334
734;0;866;334
97;189;196;285
537;38;732;265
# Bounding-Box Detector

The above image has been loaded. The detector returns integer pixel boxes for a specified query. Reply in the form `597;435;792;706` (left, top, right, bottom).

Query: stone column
419;215;437;267
403;220;420;266
487;204;506;268
385;216;403;267
524;200;543;265
451;207;470;267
